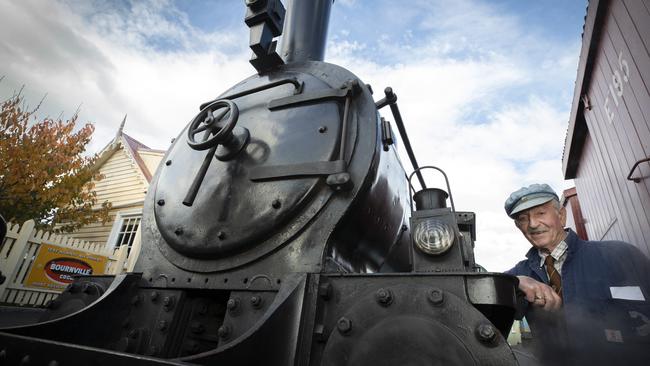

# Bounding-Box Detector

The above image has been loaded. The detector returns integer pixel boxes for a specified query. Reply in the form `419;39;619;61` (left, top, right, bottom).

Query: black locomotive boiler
0;1;521;365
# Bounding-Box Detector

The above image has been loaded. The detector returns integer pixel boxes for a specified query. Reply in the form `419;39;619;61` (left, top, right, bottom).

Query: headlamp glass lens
414;219;455;255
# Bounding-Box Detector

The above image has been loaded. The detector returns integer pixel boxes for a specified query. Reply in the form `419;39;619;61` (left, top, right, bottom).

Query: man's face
514;200;567;253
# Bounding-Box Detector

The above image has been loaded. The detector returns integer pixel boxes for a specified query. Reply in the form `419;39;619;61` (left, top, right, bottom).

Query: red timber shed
563;0;650;257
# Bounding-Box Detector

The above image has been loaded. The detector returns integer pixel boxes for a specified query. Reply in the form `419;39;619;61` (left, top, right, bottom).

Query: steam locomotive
0;1;520;364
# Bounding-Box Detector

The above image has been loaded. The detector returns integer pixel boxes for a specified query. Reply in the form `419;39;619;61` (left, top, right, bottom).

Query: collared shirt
538;239;568;277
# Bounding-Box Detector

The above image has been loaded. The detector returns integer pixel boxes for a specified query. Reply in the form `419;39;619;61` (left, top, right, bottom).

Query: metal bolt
20;355;31;365
428;288;444;305
318;282;332;300
158;320;168;331
227;298;240;312
190;321;205;334
218;325;231;339
318;126;327;133
150;291;159;301
165;160;172;166
250;295;263;308
157;199;165;206
163;296;175;311
174;227;183;236
271;199;281;209
401;224;408;232
337;317;352;335
375;288;393;306
476;324;497;344
217;231;226;240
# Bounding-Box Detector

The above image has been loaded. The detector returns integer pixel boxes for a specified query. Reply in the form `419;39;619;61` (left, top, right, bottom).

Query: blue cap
504;183;559;218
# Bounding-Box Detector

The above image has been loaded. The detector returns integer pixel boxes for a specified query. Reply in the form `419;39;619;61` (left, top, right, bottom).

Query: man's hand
517;275;562;311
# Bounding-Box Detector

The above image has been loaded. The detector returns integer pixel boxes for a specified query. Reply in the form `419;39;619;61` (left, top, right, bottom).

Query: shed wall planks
573;0;650;256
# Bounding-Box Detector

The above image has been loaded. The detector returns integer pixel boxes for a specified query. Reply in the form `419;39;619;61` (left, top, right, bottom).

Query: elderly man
504;183;650;366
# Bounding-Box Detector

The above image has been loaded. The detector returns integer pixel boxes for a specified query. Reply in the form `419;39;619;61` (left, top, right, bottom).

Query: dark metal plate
154;71;341;261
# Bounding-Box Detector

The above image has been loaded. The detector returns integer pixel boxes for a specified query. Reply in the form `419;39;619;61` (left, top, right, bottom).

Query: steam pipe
280;0;333;63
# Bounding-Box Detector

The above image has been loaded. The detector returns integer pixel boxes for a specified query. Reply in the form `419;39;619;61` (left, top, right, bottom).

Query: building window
110;213;141;255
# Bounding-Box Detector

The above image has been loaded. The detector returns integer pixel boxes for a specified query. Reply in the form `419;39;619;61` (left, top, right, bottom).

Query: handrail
199;78;303;110
407;166;456;215
376;87;426;189
627;156;650;183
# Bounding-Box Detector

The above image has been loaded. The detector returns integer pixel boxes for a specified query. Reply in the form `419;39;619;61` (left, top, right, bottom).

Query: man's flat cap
504;183;559;218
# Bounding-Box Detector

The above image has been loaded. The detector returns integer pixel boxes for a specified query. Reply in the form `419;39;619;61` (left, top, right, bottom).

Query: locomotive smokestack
414;188;449;211
280;0;333;63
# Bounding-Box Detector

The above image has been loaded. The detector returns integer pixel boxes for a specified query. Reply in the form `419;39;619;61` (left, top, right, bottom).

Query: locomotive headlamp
413;219;455;255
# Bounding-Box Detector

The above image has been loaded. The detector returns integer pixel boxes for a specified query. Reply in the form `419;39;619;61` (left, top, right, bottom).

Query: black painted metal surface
155;68;343;261
280;0;333;63
145;61;379;276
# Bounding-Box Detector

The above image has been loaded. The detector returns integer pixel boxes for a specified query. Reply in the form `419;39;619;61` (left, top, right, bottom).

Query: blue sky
0;0;588;270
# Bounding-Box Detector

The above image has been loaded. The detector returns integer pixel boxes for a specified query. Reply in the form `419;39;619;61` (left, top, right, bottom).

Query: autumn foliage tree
0;94;111;232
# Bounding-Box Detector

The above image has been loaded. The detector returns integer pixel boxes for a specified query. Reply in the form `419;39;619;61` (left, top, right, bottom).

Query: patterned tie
545;255;562;298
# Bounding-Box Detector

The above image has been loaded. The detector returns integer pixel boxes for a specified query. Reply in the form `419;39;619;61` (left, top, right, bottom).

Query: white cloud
0;0;251;152
337;0;357;6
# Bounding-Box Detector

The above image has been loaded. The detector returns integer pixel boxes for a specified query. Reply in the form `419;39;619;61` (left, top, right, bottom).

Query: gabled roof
93;117;166;183
121;133;165;182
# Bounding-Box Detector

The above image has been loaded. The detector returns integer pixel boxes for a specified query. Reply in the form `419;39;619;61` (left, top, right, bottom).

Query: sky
0;0;588;271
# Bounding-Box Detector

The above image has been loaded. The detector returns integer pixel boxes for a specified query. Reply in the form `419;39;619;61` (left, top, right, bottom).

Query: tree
0;93;111;232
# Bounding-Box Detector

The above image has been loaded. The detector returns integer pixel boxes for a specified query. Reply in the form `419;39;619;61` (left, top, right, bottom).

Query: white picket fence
0;220;141;307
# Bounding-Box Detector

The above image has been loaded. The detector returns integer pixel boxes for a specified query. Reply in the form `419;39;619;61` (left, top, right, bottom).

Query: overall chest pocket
565;286;650;364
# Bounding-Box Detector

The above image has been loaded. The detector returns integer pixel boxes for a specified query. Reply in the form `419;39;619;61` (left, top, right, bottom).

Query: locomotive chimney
280;0;333;63
413;188;449;211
